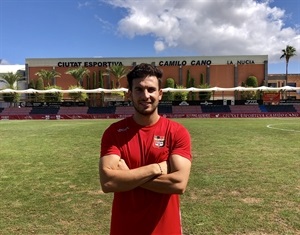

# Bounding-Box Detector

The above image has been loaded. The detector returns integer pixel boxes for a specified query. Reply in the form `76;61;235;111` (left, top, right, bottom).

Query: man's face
128;75;162;116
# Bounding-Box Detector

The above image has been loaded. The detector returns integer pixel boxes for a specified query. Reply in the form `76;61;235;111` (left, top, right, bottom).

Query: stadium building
26;55;268;93
25;55;300;100
0;55;300;119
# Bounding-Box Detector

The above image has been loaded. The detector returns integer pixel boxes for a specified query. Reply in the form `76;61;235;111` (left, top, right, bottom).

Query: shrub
110;90;125;101
163;78;175;101
68;85;88;102
198;84;212;101
173;85;188;101
2;92;20;105
246;76;258;87
35;77;45;102
44;86;63;102
27;80;36;102
240;76;259;100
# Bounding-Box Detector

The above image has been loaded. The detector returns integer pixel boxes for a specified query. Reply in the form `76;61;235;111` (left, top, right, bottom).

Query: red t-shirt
101;116;192;235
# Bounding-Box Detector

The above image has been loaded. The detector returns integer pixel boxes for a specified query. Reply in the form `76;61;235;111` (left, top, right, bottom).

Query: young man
99;63;192;235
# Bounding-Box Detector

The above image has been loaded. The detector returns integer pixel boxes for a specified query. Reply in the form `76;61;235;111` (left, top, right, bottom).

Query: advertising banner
263;93;280;104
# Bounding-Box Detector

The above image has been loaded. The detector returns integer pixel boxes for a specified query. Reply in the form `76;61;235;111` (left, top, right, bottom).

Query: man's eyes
135;88;156;92
147;88;156;92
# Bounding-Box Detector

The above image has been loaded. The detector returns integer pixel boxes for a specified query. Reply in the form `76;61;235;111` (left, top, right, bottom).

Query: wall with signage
26;55;268;93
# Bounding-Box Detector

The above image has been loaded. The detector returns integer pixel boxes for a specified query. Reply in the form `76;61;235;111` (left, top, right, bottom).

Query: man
99;63;192;235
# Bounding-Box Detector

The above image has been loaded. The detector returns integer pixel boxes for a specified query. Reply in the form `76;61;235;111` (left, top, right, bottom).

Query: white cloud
78;1;92;9
0;59;10;65
105;0;300;64
95;14;115;32
154;41;165;52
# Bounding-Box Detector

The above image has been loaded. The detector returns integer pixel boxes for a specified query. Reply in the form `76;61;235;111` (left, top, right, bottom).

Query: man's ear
158;89;163;101
127;90;132;101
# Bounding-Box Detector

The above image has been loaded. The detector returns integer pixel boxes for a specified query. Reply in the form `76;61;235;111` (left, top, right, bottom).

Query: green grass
0;118;299;235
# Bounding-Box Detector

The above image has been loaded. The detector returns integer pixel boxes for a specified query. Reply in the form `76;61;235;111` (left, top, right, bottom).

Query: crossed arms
99;154;191;194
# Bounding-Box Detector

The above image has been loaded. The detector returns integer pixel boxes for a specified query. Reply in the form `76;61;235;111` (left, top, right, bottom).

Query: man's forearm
140;171;188;194
100;163;162;193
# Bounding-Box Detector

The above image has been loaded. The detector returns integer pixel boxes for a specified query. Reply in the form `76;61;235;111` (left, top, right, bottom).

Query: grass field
0;118;299;235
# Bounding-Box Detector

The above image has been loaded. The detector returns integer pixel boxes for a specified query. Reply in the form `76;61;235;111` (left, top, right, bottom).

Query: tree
66;67;90;86
35;69;61;86
27;80;36;102
105;65;128;88
186;70;195;100
162;78;175;101
35;77;45;101
240;76;258;100
198;83;212;101
99;70;104;88
1;72;22;89
280;45;296;80
1;72;22;106
245;76;258;87
186;70;191;88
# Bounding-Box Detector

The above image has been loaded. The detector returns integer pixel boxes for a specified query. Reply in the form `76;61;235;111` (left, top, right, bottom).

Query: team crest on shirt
153;135;165;148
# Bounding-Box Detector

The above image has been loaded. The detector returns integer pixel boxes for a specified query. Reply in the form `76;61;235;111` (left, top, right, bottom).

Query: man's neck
133;112;160;126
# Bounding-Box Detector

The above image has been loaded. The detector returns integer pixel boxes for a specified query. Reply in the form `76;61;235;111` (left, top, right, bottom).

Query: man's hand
157;161;169;175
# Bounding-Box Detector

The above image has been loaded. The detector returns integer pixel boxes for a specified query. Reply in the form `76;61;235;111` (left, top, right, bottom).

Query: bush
173;85;188;101
198;84;212;101
240;90;257;100
27;80;36;102
246;76;258;87
44;86;63;102
2;92;20;105
240;76;259;100
162;78;175;101
68;85;88;102
35;77;45;102
110;90;125;101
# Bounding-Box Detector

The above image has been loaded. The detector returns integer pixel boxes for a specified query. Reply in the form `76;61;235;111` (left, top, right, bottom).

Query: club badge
153;135;165;148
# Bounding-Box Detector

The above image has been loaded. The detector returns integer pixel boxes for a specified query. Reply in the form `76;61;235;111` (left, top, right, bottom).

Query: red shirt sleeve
170;122;192;161
100;124;121;157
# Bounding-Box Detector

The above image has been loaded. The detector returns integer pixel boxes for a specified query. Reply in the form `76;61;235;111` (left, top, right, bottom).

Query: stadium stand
259;105;268;112
158;105;173;114
58;106;88;115
262;105;297;112
172;105;202;114
87;106;116;114
1;103;300;119
30;107;60;115
0;107;32;115
201;105;231;113
115;106;134;115
230;105;262;113
293;105;300;112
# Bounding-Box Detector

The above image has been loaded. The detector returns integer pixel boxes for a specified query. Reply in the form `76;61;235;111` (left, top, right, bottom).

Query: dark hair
127;63;163;90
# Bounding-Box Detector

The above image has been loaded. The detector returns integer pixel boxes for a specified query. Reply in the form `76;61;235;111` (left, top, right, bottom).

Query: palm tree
105;65;128;88
1;72;22;89
65;67;90;86
1;72;23;106
35;69;61;86
280;45;296;80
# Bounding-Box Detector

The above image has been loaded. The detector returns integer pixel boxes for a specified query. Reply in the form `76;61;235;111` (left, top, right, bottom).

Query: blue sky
0;0;299;74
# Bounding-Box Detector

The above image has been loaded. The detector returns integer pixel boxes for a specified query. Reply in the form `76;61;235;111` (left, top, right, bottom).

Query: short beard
132;102;157;116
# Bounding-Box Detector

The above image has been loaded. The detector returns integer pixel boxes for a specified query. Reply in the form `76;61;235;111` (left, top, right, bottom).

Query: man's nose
142;89;150;99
